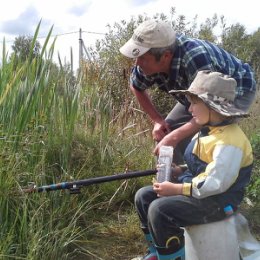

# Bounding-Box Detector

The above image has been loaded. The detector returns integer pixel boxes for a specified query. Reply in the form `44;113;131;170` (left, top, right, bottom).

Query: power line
0;29;106;44
81;30;105;35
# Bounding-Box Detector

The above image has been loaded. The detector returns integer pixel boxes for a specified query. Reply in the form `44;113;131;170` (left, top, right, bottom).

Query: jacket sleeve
182;144;243;198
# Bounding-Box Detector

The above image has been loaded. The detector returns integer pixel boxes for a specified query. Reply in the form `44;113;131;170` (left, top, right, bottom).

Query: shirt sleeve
184;144;243;198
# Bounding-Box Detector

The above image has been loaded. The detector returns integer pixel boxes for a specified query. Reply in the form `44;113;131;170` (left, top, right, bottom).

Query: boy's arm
185;145;248;198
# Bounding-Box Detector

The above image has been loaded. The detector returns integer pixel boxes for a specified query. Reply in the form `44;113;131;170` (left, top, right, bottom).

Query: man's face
135;52;170;76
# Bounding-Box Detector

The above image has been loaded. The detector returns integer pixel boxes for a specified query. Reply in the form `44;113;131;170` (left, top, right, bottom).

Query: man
120;19;256;163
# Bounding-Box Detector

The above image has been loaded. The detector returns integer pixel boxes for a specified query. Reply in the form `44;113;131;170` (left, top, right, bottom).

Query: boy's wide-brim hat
119;19;176;58
169;70;249;117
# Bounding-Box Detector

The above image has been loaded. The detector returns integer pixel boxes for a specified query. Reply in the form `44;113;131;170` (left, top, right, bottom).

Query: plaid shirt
130;34;256;106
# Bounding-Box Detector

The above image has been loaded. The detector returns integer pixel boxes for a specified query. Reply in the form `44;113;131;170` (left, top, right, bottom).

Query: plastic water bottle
156;146;174;182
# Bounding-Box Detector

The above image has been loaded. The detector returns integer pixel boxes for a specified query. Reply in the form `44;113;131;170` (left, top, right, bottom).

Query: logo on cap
132;48;140;56
132;34;144;43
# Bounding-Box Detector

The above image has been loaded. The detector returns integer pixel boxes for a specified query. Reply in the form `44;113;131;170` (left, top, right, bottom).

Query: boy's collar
205;118;235;127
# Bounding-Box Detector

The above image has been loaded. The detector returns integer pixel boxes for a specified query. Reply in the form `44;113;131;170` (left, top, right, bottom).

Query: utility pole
79;28;92;71
79;28;83;70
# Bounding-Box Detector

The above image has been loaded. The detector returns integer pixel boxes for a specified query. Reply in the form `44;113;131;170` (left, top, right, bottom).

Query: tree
220;23;250;59
11;35;41;62
197;14;218;42
248;29;260;85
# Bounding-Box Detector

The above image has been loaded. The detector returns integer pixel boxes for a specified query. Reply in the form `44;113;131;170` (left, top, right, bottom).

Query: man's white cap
120;19;176;58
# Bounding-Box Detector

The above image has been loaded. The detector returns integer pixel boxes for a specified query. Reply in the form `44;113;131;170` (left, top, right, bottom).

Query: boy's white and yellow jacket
180;123;253;208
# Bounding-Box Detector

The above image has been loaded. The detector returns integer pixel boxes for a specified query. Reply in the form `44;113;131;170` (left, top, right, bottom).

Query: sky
0;0;259;70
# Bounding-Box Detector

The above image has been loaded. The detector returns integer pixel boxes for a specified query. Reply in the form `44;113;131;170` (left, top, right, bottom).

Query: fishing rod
22;169;157;194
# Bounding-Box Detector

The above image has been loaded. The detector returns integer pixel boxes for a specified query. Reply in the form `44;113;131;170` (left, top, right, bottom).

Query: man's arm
153;118;201;155
130;85;170;141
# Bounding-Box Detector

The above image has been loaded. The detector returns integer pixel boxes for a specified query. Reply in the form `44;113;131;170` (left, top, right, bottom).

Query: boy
132;70;253;260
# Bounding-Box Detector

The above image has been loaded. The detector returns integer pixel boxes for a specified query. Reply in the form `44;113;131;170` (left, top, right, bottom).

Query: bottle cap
224;205;233;215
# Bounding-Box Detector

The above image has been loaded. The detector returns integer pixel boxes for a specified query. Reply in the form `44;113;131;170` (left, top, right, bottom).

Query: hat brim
201;97;249;117
120;38;150;58
169;90;249;118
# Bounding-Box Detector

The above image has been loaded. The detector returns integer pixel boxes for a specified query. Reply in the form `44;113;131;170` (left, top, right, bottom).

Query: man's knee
165;103;192;131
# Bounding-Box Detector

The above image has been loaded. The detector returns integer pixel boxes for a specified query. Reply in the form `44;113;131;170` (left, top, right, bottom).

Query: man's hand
153;181;183;196
153;119;201;155
152;121;171;142
153;130;179;155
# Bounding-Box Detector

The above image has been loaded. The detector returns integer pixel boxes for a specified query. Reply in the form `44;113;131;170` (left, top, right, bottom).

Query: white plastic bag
235;213;260;260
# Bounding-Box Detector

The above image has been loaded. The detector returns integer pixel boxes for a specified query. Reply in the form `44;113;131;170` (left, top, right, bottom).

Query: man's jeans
135;186;226;248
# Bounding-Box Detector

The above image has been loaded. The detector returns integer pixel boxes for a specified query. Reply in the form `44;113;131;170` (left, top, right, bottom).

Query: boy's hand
155;163;184;182
171;164;183;179
153;181;183;197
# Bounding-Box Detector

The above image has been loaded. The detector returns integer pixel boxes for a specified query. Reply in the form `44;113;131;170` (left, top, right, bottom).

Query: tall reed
0;23;95;259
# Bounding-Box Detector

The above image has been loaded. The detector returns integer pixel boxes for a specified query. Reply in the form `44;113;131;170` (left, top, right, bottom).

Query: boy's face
187;95;210;125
